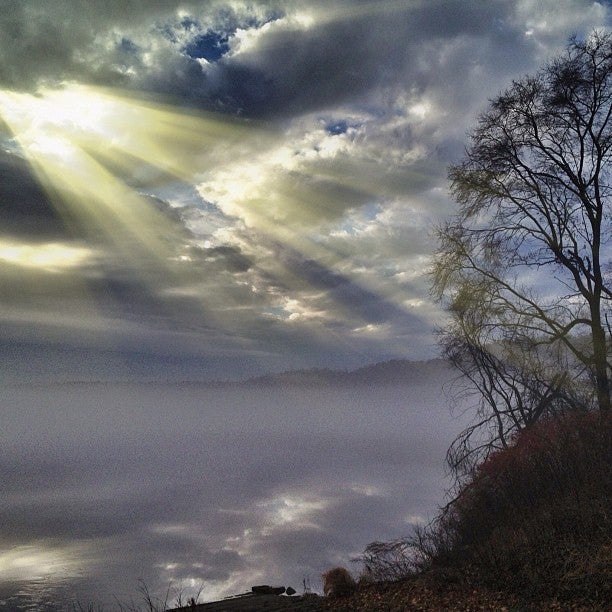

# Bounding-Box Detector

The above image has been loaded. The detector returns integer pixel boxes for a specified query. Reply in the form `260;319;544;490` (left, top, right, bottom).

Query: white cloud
514;0;608;52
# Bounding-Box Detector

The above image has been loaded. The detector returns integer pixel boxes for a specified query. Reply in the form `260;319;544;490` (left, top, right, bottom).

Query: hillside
324;412;612;611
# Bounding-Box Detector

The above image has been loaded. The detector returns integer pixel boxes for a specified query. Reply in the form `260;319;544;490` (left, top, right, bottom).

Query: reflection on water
0;379;458;609
2;577;81;611
0;544;89;582
0;544;89;611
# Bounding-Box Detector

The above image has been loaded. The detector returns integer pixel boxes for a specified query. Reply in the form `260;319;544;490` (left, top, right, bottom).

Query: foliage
349;32;612;612
357;538;417;583
74;580;204;612
354;412;610;608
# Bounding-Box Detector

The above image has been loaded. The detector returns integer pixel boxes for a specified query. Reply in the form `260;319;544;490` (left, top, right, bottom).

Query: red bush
417;411;611;601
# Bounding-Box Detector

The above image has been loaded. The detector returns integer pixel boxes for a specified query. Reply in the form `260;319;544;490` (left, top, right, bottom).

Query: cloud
0;1;280;96
0;150;68;240
1;2;609;606
0;1;605;118
0;1;607;378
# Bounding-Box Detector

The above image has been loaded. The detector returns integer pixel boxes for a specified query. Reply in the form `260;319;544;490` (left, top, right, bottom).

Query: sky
0;0;608;381
0;1;611;609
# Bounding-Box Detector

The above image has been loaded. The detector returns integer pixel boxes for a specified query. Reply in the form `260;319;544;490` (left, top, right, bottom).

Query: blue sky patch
326;120;349;135
117;37;139;55
184;30;230;62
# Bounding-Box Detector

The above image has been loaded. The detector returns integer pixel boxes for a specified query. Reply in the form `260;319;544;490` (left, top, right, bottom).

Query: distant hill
7;358;451;387
238;358;451;387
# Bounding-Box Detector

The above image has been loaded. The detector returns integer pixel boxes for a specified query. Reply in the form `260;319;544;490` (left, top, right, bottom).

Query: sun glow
0;84;349;281
0;86;113;137
0;84;269;271
0;543;90;581
0;239;93;272
0;80;416;347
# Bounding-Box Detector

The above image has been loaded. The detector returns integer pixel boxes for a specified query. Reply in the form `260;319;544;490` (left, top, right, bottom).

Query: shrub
321;567;356;598
413;412;611;601
358;539;416;582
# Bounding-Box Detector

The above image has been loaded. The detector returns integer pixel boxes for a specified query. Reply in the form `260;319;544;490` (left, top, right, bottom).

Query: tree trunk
592;322;610;414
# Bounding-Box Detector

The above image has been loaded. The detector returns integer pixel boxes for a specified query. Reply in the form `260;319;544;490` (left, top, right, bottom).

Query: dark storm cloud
188;245;253;272
0;151;68;240
0;1;194;91
0;1;282;96
134;0;514;118
211;1;525;118
164;0;607;120
83;274;193;324
0;1;600;119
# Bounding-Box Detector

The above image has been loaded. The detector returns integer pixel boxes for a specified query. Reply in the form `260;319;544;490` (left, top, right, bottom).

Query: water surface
0;380;459;609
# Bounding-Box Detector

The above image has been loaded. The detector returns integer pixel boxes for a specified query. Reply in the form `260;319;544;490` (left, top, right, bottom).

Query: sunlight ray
0;81;413;349
0;239;93;273
0;88;181;263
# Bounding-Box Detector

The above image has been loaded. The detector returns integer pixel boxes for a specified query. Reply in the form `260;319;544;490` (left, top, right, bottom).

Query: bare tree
433;32;612;473
440;280;590;474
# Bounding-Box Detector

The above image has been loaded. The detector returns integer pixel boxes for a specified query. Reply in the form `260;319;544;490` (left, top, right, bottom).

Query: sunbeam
0;239;93;273
0;84;268;262
0;79;421;360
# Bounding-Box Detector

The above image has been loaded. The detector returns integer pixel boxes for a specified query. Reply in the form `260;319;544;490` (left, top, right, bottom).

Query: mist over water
0;375;459;609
